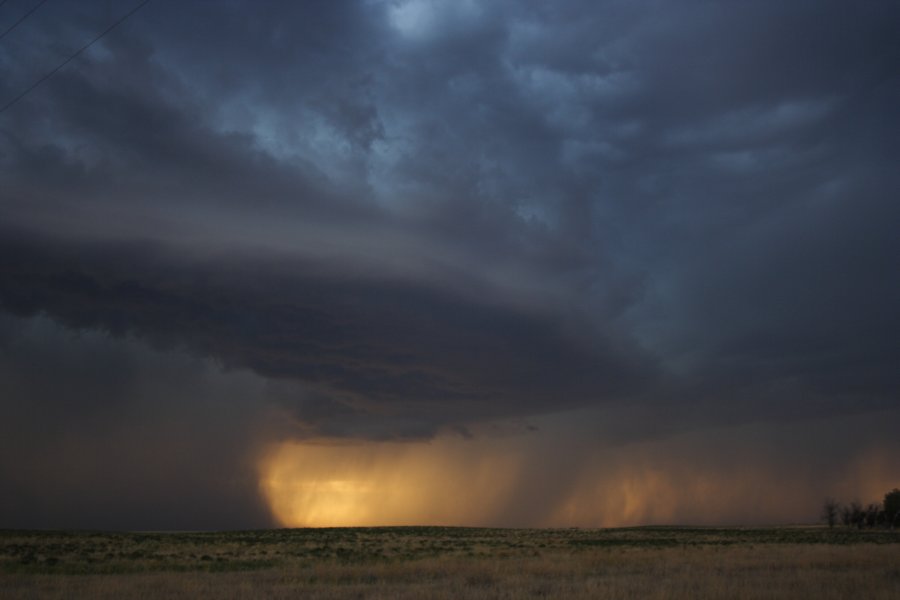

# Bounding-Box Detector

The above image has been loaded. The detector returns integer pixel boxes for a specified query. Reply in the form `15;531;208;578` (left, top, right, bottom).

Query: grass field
2;526;899;598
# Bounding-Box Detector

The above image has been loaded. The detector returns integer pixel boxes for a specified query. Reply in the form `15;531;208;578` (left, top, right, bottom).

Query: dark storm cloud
0;227;648;437
0;313;273;530
0;0;896;424
1;0;898;527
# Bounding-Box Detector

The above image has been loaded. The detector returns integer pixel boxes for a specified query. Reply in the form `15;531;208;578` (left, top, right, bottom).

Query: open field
2;526;899;598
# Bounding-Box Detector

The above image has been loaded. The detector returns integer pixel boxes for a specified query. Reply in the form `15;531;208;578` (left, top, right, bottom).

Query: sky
0;0;898;530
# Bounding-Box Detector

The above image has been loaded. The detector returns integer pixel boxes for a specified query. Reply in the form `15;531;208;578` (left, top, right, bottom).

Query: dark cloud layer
0;313;271;530
0;228;647;435
1;0;898;528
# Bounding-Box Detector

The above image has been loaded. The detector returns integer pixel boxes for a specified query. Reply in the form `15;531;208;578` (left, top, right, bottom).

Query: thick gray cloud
0;313;272;530
0;0;897;528
0;228;648;434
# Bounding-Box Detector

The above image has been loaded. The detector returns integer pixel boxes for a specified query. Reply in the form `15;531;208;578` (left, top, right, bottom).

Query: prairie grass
2;527;898;598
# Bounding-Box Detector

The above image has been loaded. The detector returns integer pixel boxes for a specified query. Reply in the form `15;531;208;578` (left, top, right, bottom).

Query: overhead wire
0;0;49;42
0;0;151;115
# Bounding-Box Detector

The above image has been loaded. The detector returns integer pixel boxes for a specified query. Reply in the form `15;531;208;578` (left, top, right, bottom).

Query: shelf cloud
1;0;897;529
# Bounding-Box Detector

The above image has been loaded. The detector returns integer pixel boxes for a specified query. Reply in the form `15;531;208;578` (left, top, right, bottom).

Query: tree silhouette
864;504;881;528
820;489;899;529
849;501;865;529
821;498;840;528
884;489;900;529
840;504;852;527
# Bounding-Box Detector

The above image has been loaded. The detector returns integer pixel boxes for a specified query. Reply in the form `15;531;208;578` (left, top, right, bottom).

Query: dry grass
2;527;898;599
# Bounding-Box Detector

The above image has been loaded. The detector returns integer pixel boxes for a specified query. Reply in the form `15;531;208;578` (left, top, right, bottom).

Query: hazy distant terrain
3;527;898;598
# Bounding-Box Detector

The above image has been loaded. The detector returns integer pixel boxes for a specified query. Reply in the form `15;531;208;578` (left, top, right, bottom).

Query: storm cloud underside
0;0;898;528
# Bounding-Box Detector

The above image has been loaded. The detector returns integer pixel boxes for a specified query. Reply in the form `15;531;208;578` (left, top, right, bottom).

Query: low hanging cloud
0;0;898;529
0;227;651;440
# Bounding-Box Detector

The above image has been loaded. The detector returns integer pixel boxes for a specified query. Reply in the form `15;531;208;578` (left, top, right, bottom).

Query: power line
0;0;49;43
0;0;151;115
